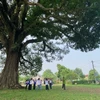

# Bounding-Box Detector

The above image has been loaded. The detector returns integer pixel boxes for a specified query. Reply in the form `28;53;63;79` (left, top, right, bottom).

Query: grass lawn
0;84;100;100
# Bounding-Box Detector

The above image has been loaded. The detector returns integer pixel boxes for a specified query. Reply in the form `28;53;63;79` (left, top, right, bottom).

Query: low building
84;75;89;80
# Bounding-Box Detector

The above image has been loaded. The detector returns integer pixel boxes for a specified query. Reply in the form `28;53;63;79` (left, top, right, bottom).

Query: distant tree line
42;64;100;84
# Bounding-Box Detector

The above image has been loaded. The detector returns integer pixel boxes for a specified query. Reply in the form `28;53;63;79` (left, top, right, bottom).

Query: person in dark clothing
62;77;66;90
25;79;29;89
49;79;52;89
33;79;36;90
28;78;33;90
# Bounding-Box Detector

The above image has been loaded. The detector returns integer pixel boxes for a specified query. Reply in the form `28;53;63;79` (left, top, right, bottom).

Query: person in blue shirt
28;78;33;90
25;79;29;89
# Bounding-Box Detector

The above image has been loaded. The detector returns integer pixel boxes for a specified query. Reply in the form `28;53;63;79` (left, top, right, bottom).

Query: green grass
0;84;100;100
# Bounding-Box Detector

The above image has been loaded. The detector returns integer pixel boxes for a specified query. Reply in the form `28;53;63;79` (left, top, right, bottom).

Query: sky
39;48;100;75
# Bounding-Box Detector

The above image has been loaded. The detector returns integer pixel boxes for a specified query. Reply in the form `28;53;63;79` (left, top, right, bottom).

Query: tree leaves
0;0;100;75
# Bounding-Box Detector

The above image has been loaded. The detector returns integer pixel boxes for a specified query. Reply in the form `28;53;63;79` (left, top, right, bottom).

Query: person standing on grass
49;79;53;89
62;77;66;90
33;79;37;90
45;78;49;90
40;80;42;89
37;78;41;90
25;79;29;89
28;78;33;90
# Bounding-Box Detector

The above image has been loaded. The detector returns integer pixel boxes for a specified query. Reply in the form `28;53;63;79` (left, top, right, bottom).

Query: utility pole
91;61;96;83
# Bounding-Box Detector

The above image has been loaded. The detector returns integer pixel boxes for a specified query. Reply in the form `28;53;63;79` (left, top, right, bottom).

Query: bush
72;80;95;85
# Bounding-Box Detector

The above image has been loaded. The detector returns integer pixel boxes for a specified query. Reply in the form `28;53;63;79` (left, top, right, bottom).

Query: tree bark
0;51;22;89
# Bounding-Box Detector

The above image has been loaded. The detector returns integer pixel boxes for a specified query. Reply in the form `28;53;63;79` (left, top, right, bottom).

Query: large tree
57;64;71;79
57;64;78;81
0;0;100;88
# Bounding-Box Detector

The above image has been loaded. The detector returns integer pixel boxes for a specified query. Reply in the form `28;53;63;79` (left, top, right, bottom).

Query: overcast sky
39;48;100;75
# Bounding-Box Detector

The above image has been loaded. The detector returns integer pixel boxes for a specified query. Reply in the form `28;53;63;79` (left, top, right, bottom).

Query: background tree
57;64;71;79
19;75;30;83
74;68;85;80
0;0;100;88
42;69;55;79
66;70;78;81
57;64;78;81
30;70;38;76
89;69;99;81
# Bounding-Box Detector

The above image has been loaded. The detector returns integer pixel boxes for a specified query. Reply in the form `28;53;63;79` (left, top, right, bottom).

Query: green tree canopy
0;0;100;88
57;64;70;79
57;64;77;80
66;70;78;81
42;69;55;79
89;69;99;81
74;68;85;79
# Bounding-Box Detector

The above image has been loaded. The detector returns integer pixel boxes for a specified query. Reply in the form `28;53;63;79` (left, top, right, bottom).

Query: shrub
72;80;95;85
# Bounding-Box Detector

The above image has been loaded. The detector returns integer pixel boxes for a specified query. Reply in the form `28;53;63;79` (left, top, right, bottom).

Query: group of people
25;78;53;90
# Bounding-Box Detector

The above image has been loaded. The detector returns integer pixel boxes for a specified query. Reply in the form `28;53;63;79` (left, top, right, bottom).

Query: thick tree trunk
0;51;22;89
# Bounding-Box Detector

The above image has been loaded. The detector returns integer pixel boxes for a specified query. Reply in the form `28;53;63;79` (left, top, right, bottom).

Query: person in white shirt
37;78;42;89
45;78;49;90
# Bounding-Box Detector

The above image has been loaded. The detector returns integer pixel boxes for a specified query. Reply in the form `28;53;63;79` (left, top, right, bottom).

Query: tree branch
20;60;29;69
1;0;8;13
0;6;15;33
21;1;29;29
39;40;45;51
39;40;55;53
45;43;55;52
28;2;54;11
0;17;8;48
20;54;33;67
0;33;8;47
22;38;43;48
